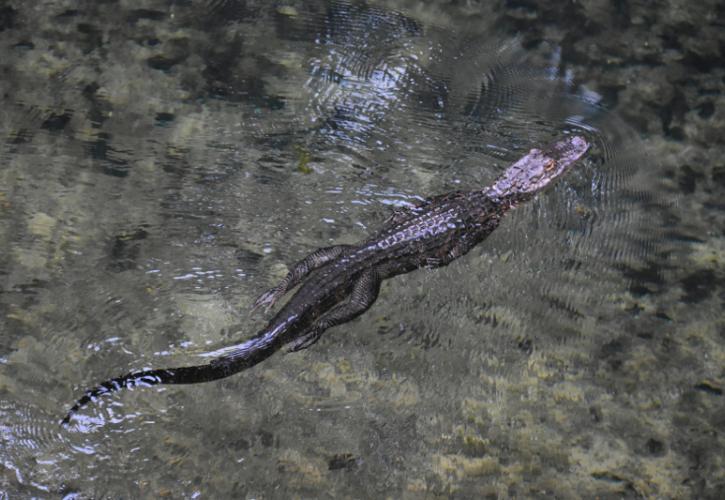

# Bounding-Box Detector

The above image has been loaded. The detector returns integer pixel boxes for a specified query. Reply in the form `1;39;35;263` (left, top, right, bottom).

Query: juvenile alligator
62;135;589;424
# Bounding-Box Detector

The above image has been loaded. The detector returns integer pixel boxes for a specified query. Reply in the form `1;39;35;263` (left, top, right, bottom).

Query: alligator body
62;135;589;424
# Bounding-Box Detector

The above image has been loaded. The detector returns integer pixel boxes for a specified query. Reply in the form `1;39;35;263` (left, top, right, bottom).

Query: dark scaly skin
62;135;589;424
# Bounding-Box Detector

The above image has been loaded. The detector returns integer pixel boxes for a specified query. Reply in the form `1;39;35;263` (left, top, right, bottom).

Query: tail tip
60;404;79;427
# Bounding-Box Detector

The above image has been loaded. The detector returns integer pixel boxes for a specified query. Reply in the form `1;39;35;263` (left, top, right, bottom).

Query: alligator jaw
488;135;589;199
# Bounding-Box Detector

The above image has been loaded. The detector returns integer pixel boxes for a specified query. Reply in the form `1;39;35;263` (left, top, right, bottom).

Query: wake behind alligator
62;135;589;425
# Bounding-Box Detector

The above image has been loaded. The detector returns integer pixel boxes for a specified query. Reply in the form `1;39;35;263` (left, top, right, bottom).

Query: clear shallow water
0;1;719;498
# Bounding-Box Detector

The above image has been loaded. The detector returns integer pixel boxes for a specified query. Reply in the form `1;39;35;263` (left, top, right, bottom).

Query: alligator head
488;135;589;200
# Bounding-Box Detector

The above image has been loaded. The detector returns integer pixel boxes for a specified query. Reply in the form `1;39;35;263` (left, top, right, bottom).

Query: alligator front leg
423;234;484;269
288;268;382;352
253;245;351;312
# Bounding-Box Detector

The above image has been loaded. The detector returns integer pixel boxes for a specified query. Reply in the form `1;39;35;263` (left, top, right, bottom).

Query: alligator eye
544;159;556;172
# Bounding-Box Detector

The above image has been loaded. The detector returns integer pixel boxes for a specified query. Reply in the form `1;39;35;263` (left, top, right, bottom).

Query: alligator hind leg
288;268;382;352
253;245;351;312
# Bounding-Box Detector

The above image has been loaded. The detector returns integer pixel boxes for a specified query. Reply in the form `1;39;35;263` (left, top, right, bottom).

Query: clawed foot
288;330;322;352
251;286;285;314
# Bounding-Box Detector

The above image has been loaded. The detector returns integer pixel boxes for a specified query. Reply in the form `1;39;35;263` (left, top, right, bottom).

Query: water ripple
0;0;672;495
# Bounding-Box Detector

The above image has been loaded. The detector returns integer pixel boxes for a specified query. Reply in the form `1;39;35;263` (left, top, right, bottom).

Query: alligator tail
61;330;284;426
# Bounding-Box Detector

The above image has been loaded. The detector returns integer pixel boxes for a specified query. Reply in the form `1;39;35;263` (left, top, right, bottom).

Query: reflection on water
0;0;682;497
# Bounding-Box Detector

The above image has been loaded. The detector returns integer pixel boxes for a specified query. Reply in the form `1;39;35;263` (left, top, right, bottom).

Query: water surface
1;1;721;498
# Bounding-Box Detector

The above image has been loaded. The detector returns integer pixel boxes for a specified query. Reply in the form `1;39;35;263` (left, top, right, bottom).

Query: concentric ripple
252;1;667;339
0;0;670;495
